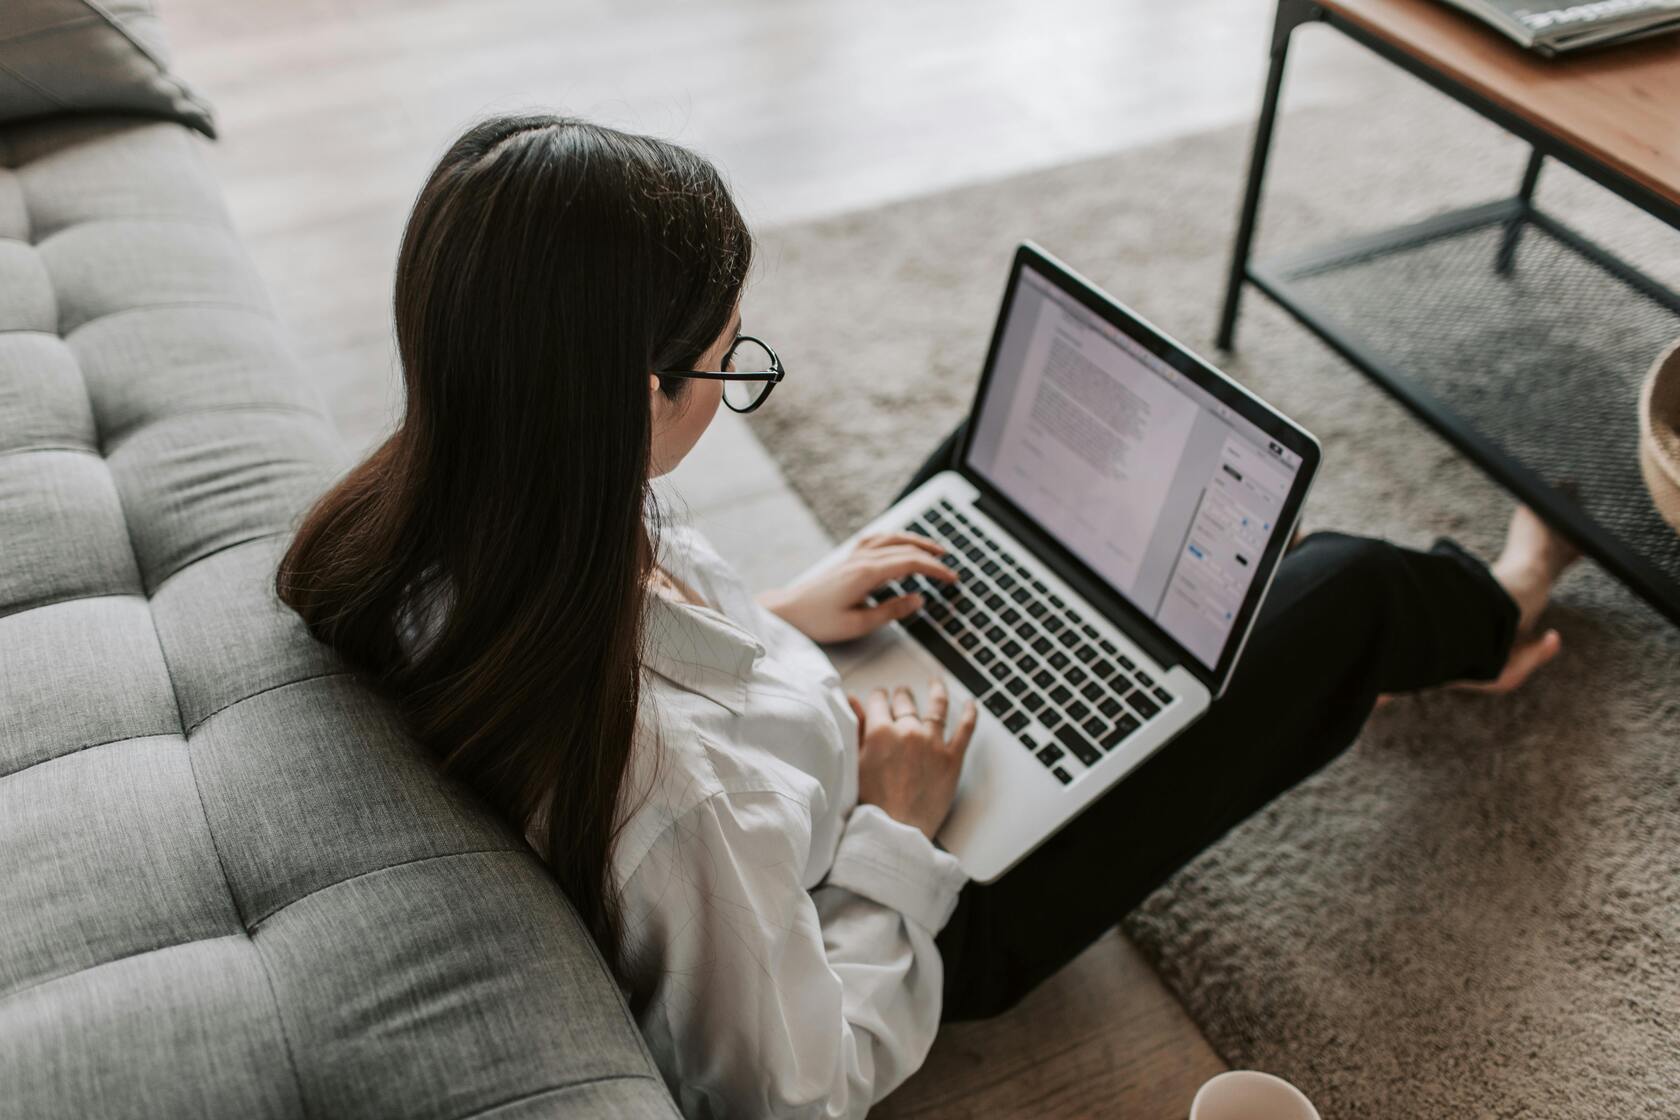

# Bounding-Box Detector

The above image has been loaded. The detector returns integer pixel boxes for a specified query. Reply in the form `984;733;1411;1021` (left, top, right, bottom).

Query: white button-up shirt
612;521;971;1119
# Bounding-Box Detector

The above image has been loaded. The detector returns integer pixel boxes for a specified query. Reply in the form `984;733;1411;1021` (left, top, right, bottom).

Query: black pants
895;423;1521;1022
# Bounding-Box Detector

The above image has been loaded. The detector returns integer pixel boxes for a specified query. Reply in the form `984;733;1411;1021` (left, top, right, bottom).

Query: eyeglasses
657;334;785;414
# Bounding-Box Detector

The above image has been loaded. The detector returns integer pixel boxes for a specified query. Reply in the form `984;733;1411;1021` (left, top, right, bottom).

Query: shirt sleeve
623;789;969;1120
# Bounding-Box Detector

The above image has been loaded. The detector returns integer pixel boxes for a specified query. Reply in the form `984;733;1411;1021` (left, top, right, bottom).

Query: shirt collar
641;585;766;716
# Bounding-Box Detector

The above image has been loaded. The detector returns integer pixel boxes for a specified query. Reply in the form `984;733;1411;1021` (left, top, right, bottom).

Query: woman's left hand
757;532;958;643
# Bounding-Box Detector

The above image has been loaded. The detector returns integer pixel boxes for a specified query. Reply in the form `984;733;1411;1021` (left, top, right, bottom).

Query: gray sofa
0;8;681;1118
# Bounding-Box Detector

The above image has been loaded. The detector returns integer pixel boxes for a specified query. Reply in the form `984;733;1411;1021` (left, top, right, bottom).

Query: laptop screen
964;261;1305;671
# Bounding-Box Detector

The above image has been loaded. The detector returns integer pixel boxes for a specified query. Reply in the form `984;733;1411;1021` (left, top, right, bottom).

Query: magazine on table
1435;0;1680;55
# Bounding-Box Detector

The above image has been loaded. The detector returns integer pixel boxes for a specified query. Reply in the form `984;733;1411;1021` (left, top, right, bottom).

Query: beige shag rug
746;64;1680;1119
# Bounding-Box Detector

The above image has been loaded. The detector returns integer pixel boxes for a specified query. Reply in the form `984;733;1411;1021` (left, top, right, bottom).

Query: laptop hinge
972;490;1190;678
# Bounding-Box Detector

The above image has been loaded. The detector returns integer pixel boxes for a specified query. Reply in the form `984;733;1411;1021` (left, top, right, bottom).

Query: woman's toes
1453;628;1563;695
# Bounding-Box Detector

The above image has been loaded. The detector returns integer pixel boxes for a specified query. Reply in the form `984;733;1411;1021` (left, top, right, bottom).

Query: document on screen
985;310;1199;594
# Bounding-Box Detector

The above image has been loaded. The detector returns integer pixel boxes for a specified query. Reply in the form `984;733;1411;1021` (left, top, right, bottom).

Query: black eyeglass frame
656;334;785;413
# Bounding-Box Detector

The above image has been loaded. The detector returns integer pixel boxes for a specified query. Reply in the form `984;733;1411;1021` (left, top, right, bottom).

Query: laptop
801;242;1321;883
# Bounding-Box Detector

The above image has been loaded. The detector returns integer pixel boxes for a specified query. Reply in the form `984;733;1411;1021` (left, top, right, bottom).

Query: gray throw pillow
0;0;215;138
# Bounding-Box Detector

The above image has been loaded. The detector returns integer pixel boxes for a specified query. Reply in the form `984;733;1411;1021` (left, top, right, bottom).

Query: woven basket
1640;340;1680;534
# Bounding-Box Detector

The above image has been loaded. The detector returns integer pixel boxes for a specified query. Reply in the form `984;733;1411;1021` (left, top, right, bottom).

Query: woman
278;114;1577;1118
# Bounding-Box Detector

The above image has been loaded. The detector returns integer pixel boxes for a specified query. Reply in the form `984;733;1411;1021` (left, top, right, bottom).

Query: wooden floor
160;1;1387;1113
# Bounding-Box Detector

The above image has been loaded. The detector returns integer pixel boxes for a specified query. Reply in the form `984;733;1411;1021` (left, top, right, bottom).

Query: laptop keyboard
865;498;1176;786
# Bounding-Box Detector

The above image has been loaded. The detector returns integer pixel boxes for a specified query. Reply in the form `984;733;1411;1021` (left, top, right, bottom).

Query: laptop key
1032;669;1056;689
1042;615;1064;634
1018;654;1039;673
1041;709;1063;729
1064;665;1087;686
1012;586;1033;604
988;662;1010;681
1100;714;1141;750
1004;676;1028;696
984;593;1007;612
1031;637;1054;655
1057;629;1081;649
984;692;1013;718
1021;733;1038;750
1075;644;1098;664
1001;607;1022;626
1152;686;1174;705
1082;716;1108;740
1128;691;1161;720
1097;696;1123;718
1048;684;1073;706
914;624;991;697
1022;692;1045;712
1052;766;1073;784
1037;744;1065;767
1048;651;1071;671
1026;600;1047;618
1066;699;1090;723
1081;681;1104;702
1093;658;1117;679
974;647;995;666
1135;670;1155;688
1099;638;1118;655
1119;655;1136;671
1003;710;1030;734
957;632;979;650
984;625;1006;644
1053;724;1102;766
1001;639;1022;658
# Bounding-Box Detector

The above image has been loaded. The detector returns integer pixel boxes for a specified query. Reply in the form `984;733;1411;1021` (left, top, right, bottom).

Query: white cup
1189;1071;1321;1120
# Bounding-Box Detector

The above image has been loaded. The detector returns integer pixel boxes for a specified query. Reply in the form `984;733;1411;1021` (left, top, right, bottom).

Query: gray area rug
747;64;1680;1119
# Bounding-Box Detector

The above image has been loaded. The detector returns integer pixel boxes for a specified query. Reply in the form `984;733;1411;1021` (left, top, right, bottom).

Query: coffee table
1217;0;1680;625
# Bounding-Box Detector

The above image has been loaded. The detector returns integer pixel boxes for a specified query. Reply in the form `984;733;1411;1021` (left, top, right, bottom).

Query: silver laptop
800;243;1321;883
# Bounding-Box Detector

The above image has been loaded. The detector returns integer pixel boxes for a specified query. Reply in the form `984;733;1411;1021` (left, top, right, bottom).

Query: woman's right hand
848;680;979;841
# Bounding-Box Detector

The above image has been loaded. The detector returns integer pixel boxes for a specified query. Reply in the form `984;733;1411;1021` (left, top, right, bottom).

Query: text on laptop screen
966;266;1303;669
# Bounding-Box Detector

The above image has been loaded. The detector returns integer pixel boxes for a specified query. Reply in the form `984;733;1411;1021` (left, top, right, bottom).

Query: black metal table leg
1495;149;1545;275
1216;0;1321;352
1219;2;1680;625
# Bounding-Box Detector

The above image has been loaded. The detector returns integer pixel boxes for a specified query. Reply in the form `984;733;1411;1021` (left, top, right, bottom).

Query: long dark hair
277;114;752;976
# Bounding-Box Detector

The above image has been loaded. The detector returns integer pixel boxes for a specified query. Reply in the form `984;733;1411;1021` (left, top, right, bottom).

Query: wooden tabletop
1318;0;1680;213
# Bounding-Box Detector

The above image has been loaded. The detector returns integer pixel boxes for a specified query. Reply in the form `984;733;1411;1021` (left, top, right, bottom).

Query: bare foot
1451;627;1563;695
1377;507;1578;705
1378;628;1564;707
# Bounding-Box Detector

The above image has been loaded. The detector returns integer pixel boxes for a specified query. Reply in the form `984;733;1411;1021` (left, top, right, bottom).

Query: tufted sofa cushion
0;115;680;1119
